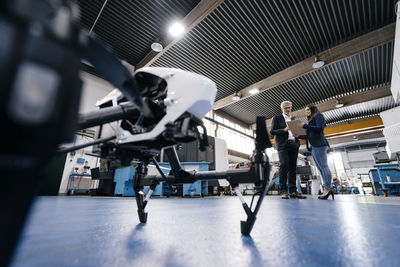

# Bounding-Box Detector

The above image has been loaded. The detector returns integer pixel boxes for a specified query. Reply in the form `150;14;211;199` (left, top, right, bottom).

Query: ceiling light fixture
151;42;163;52
168;22;185;37
249;88;259;95
353;135;358;141
335;99;344;108
312;56;325;69
232;91;241;101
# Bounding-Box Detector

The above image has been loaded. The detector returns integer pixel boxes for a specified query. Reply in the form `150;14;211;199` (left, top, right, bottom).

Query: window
203;116;254;155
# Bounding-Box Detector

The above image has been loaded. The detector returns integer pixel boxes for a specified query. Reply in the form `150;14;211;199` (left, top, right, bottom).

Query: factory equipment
373;151;391;164
89;166;116;196
66;173;92;195
296;165;318;194
369;163;400;196
358;173;375;195
160;136;230;194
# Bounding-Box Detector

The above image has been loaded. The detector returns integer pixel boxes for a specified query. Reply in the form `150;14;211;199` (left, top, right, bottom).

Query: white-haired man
270;101;306;199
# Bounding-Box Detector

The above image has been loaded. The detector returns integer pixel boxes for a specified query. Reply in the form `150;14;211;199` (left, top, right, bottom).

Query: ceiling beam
324;117;383;138
135;0;225;69
327;128;384;140
326;115;381;127
292;85;392;119
272;116;383;148
213;23;395;110
253;84;392;129
298;117;385;150
327;131;384;147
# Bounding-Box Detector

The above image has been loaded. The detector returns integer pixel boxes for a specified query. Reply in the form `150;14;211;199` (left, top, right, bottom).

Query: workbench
67;173;92;195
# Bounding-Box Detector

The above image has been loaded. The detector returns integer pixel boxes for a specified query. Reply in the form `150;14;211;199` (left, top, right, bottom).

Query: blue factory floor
11;195;400;267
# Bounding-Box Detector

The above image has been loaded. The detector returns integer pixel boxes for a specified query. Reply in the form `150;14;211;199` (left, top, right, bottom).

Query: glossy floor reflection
11;195;400;267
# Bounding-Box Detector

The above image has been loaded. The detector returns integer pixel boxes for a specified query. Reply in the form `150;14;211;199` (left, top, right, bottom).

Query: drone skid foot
241;216;256;236
234;182;268;236
134;187;149;223
138;210;148;223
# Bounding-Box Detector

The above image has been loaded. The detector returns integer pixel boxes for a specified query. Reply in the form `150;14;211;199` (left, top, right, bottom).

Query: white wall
58;72;114;194
390;6;400;103
78;72;114;113
381;106;400;158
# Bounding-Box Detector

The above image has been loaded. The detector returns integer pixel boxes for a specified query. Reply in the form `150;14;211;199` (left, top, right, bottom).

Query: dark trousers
278;142;299;194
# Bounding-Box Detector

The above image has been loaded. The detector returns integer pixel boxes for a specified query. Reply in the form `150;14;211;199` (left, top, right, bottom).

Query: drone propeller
83;37;152;118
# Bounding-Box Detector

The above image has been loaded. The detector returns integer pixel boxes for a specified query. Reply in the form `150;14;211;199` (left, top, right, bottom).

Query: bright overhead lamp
168;22;185;37
232;91;241;101
353;135;358;141
151;42;163;52
249;88;259;95
335;99;344;108
312;57;325;69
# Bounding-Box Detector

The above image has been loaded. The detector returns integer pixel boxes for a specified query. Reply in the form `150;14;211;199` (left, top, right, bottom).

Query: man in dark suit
270;101;306;199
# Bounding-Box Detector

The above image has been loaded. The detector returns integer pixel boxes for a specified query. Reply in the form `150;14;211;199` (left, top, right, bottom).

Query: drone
0;1;272;265
70;66;272;234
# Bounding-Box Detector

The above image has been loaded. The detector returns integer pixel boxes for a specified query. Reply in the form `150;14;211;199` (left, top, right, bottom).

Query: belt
287;140;295;143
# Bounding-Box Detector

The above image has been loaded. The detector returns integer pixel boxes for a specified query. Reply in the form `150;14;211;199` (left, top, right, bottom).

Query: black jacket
270;114;299;151
302;113;329;147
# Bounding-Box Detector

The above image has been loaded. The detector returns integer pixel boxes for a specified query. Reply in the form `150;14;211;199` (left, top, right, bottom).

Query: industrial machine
160;135;230;194
0;1;272;265
373;151;391;164
369;164;400;196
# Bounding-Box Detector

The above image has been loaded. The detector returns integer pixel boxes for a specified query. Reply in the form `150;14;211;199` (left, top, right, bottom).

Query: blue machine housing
114;162;209;197
369;164;400;196
158;162;209;197
114;165;161;197
114;165;137;196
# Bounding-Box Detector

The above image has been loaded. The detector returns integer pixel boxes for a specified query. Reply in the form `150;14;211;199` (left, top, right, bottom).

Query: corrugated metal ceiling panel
152;0;396;102
220;42;394;124
76;0;397;125
76;0;201;65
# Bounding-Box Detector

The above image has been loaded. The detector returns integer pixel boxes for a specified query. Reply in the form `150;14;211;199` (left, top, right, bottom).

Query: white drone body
96;67;217;145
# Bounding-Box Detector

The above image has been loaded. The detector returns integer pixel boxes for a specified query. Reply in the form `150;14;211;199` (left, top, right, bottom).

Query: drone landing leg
134;188;147;223
133;163;149;223
233;187;255;235
233;180;269;235
133;162;160;223
234;116;271;235
231;152;270;235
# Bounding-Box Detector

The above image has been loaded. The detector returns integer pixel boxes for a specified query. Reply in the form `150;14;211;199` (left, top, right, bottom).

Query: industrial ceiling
76;0;399;128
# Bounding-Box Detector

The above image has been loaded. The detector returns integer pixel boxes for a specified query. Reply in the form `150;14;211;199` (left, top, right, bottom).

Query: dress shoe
318;189;334;200
290;192;307;199
281;193;289;199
